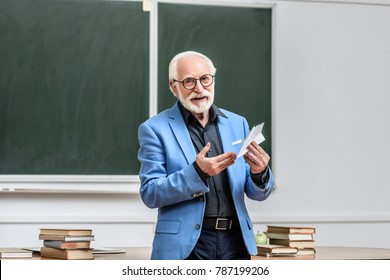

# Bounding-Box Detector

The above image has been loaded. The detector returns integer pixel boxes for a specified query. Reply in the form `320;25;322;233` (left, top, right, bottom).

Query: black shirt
178;102;237;218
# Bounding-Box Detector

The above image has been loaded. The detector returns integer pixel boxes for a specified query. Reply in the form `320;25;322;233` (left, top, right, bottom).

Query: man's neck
192;111;209;127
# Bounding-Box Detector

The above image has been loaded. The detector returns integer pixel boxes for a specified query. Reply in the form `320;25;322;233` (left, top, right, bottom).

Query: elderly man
138;51;274;260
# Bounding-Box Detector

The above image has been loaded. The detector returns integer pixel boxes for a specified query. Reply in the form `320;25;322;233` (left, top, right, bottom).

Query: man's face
171;56;214;114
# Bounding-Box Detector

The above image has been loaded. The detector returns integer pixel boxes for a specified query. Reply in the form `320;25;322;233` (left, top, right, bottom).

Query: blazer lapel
217;115;234;154
217;115;241;193
168;104;196;164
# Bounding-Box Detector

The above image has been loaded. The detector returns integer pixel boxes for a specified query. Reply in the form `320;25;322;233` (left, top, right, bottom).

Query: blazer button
195;224;200;230
191;192;202;198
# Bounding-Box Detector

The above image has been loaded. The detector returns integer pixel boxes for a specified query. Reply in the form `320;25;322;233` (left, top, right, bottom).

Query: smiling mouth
192;96;206;100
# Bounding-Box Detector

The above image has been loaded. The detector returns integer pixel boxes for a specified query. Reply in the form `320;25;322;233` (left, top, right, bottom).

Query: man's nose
193;80;204;93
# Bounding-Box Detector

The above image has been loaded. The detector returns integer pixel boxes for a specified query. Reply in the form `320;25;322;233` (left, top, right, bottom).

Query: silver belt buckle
215;218;232;230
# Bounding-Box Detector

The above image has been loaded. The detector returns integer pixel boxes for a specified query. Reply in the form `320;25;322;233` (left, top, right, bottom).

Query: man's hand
196;143;237;177
244;141;270;174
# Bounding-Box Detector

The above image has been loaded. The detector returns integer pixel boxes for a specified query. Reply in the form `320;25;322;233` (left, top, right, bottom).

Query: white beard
177;88;214;114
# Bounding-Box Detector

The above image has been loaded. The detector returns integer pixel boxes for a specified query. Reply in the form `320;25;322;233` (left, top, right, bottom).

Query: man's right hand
196;142;236;177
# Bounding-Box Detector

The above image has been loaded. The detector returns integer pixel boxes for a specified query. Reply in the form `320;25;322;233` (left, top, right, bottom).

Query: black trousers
185;226;250;260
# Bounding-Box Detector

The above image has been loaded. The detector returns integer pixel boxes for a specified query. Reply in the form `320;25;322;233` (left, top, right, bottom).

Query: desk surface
14;246;389;260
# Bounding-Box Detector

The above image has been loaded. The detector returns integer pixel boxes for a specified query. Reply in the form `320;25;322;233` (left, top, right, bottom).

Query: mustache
188;89;212;99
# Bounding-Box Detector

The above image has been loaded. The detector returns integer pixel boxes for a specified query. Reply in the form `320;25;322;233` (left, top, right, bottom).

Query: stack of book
39;228;95;260
265;225;316;256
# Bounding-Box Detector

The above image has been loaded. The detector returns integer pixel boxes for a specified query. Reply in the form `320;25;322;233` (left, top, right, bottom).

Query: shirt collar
177;101;227;125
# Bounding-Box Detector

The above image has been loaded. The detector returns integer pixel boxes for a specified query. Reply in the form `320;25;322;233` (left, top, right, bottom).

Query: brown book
257;244;298;255
43;240;91;249
265;232;314;241
40;247;93;260
40;228;93;236
269;239;315;249
39;234;95;241
267;225;316;234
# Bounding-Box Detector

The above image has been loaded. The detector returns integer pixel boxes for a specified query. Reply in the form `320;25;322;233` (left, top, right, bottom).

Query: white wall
271;0;390;219
1;0;390;249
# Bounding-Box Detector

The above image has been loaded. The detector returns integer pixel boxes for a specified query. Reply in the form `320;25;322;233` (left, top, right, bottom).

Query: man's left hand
243;141;270;174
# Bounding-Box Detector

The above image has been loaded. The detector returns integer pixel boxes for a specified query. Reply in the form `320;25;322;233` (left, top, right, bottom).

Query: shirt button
199;197;204;202
195;224;200;230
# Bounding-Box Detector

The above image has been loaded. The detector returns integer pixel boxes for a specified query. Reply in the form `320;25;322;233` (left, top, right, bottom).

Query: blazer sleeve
245;166;274;201
138;122;209;209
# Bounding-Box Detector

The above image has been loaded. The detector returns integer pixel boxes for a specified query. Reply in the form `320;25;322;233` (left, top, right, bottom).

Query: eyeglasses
173;74;214;90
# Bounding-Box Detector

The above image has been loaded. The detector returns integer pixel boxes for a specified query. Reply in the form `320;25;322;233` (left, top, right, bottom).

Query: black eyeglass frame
173;74;215;90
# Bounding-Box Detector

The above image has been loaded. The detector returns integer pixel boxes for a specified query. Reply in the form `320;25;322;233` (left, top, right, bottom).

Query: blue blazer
138;102;274;259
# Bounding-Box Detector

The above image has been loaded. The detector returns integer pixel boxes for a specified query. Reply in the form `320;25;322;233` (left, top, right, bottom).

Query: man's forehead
177;56;211;75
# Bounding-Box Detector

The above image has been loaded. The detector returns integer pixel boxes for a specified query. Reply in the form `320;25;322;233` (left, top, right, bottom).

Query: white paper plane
237;123;265;158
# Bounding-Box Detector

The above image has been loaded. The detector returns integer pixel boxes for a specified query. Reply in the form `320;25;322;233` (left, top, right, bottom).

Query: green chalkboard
0;1;272;176
158;4;272;156
0;0;149;174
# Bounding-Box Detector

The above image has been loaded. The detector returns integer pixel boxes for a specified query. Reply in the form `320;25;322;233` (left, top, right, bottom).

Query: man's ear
170;81;178;97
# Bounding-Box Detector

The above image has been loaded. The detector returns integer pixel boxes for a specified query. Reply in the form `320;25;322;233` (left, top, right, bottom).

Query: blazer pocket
155;220;181;234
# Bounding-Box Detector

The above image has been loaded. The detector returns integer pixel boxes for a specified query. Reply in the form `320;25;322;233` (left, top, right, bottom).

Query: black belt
202;217;237;230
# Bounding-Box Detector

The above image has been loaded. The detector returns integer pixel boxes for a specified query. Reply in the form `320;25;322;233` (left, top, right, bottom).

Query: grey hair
168;51;217;93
